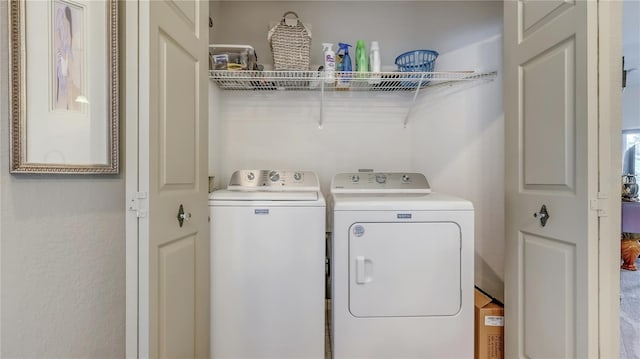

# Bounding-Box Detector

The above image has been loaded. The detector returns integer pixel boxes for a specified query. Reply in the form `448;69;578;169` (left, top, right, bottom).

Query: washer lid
331;172;431;194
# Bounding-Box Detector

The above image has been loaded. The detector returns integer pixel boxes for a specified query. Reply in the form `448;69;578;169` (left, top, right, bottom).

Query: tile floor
621;257;640;359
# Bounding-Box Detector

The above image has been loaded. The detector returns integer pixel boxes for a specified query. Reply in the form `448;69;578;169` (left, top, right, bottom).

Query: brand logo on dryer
352;225;365;237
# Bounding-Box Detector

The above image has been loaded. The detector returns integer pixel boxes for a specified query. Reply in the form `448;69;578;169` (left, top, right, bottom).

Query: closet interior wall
208;0;505;300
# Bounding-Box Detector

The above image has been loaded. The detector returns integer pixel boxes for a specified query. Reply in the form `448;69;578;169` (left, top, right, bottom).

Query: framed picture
9;0;119;174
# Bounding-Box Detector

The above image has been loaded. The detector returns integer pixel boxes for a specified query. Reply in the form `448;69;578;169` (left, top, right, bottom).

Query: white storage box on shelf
208;44;257;71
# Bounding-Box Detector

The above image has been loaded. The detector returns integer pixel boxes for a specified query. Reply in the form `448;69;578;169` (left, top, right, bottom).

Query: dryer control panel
331;172;431;194
228;170;320;191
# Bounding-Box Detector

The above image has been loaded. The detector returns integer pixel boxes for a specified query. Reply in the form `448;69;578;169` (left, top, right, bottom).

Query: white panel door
504;1;598;358
134;0;209;358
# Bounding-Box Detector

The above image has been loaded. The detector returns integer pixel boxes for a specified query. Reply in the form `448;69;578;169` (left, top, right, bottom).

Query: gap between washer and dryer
325;300;332;359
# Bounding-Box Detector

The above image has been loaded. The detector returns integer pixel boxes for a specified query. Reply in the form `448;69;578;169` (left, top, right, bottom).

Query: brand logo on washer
254;209;269;215
352;225;365;237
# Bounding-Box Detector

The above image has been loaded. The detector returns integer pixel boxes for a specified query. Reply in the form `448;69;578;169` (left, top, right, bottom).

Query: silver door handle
177;204;191;227
533;204;550;227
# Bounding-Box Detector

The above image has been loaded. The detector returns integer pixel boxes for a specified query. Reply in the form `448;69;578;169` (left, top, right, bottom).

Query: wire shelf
209;70;497;92
209;69;498;127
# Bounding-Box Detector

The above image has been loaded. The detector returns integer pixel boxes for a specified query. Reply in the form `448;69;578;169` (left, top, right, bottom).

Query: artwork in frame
9;0;118;174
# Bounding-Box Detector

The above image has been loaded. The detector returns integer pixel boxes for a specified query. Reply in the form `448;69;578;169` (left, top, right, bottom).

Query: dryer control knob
402;174;410;183
351;175;360;183
375;174;387;184
293;172;302;181
269;171;280;182
247;172;255;181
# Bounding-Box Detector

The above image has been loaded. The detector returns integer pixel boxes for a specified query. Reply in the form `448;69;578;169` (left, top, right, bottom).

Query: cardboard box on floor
475;288;504;359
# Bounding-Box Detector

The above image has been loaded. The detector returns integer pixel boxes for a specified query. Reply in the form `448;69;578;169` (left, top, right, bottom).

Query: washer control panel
228;170;319;191
331;172;431;194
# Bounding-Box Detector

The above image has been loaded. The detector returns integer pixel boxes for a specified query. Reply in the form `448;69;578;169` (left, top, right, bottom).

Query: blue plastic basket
395;50;439;87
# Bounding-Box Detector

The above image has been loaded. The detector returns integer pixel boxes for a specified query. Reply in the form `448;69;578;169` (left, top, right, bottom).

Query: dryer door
349;222;461;317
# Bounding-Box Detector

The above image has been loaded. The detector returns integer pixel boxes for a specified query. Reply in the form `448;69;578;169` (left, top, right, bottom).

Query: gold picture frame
9;0;118;174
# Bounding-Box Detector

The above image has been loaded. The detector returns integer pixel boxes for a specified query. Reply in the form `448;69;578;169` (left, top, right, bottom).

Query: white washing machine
209;170;325;359
330;172;474;358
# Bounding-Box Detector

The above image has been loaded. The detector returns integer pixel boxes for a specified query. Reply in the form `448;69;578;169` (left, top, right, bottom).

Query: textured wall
0;1;126;357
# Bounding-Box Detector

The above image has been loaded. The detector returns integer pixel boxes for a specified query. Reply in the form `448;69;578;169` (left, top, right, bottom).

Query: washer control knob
293;172;302;181
247;172;255;181
375;174;387;184
401;174;410;183
351;175;360;183
269;171;280;182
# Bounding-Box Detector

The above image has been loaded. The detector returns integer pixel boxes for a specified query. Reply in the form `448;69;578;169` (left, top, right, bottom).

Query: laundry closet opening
208;0;504;300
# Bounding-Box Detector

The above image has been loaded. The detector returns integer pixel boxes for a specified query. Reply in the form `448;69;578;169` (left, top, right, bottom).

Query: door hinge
128;192;148;218
590;193;609;217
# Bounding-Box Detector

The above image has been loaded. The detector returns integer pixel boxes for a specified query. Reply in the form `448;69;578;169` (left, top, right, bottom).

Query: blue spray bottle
336;42;352;88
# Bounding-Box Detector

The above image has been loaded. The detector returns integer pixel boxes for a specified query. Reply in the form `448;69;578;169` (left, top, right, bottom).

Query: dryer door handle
355;256;371;284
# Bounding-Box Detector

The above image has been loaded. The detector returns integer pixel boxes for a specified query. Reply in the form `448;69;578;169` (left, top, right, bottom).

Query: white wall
209;1;505;299
410;35;504;299
0;2;125;357
210;1;501;71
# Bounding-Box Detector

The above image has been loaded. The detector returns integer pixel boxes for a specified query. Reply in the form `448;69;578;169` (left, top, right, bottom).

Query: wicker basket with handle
268;11;311;71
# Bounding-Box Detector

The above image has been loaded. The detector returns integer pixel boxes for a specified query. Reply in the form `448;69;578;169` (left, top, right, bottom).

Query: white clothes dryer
330;172;474;359
210;170;325;359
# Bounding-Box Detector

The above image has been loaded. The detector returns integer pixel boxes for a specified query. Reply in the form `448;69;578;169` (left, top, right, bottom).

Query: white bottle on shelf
323;43;336;83
369;41;381;84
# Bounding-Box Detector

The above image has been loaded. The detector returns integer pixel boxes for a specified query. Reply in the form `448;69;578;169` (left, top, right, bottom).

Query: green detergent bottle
355;40;368;73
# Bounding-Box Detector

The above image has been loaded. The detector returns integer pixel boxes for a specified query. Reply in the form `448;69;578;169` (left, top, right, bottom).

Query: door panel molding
520;0;575;42
158;32;198;188
520;36;575;192
520;231;576;358
159;235;197;358
166;0;198;35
